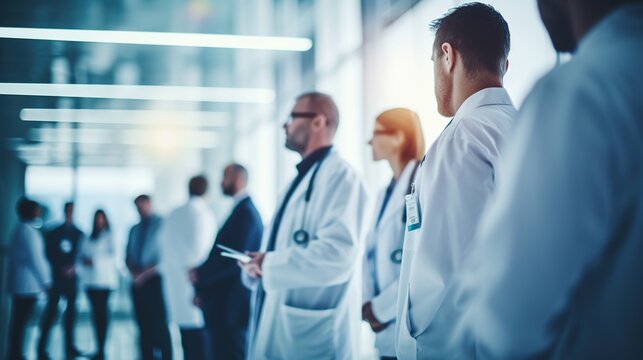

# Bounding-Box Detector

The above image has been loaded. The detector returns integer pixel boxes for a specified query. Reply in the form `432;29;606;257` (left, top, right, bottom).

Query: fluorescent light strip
30;128;218;148
21;108;229;127
0;27;312;51
0;83;275;103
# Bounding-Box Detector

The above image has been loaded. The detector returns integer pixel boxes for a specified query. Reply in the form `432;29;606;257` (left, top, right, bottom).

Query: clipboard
220;251;251;263
217;244;251;263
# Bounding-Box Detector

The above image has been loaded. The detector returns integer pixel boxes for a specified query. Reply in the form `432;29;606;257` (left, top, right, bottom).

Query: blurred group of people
7;163;262;360
6;0;643;359
7;201;116;360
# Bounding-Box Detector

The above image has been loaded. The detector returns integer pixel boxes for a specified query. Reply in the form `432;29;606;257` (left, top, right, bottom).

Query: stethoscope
292;151;331;246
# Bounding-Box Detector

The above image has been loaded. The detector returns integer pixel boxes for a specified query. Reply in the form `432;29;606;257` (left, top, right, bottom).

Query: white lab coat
7;222;51;295
396;88;515;359
363;160;417;357
79;230;118;290
447;6;643;359
159;196;216;327
245;149;368;360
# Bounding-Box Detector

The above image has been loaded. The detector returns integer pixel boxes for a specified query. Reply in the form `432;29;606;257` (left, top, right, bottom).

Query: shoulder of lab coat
262;151;367;291
159;197;217;269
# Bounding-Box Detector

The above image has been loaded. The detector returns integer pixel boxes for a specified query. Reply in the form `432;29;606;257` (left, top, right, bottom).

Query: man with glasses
240;92;367;359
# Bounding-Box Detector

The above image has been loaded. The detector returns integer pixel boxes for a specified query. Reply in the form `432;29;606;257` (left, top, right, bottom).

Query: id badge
405;184;421;231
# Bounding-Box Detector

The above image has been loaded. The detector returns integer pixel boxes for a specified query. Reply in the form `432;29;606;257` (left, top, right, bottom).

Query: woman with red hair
362;108;425;359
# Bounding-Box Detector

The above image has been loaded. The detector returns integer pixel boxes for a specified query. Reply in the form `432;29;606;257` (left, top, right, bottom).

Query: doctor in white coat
446;1;643;358
395;4;516;359
362;108;425;359
159;175;217;360
240;92;368;360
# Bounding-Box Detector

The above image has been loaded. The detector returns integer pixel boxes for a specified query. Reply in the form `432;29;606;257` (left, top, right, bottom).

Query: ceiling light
20;108;229;127
0;83;275;103
0;27;313;51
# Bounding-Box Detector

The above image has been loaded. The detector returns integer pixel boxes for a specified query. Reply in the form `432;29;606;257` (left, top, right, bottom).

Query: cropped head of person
189;175;209;197
430;2;511;116
134;194;152;219
16;197;41;222
369;108;426;174
283;91;339;157
221;163;248;197
90;209;110;240
64;201;74;224
536;0;641;53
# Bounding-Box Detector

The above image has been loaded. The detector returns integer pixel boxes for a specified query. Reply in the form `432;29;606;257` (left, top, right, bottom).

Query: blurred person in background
190;163;263;360
6;197;51;360
79;209;118;360
190;164;263;360
38;201;85;359
159;175;217;360
126;195;172;359
362;108;425;359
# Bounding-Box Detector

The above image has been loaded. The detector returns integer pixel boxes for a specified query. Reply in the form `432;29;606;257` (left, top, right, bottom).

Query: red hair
376;108;426;164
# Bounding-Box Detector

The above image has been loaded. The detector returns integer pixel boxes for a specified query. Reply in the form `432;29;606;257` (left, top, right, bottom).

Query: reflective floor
19;283;185;360
17;284;377;359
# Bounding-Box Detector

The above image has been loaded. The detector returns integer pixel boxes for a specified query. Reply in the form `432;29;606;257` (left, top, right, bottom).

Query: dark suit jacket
45;223;84;289
196;196;263;329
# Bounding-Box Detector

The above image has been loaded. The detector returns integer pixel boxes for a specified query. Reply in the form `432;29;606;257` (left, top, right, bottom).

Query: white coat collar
454;87;513;122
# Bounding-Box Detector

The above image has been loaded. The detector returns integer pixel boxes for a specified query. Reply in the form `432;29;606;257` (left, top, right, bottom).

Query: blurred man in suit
38;202;84;359
190;164;263;360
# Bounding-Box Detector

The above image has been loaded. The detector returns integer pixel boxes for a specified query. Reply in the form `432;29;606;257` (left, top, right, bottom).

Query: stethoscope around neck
292;153;330;246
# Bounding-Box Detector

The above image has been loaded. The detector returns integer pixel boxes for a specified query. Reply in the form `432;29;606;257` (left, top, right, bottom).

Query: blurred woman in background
362;108;425;359
79;209;118;360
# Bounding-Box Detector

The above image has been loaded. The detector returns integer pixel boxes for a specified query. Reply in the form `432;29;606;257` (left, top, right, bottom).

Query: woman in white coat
79;209;118;360
7;197;51;360
363;108;425;359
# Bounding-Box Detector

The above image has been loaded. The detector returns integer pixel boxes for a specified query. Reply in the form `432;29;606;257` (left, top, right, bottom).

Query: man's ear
313;114;328;129
441;42;455;73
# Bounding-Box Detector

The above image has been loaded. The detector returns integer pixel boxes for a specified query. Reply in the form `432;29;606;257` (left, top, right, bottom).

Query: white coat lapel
378;160;418;227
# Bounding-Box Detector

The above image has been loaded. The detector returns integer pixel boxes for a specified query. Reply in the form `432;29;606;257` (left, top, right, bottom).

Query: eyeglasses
286;112;318;124
289;112;318;119
372;129;397;136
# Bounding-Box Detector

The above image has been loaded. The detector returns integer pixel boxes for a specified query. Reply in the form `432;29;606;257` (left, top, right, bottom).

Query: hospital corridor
1;0;642;359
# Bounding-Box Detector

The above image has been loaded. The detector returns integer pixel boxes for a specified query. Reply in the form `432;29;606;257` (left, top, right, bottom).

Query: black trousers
202;293;246;360
7;296;37;360
205;324;245;360
86;289;112;357
38;280;78;355
132;275;172;360
179;328;210;360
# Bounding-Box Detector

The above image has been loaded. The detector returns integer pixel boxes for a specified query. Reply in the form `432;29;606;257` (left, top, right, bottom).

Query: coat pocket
267;304;336;359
